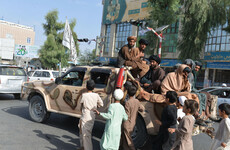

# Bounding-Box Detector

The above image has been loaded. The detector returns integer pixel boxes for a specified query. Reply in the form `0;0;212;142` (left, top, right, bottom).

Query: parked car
0;65;27;99
28;70;65;81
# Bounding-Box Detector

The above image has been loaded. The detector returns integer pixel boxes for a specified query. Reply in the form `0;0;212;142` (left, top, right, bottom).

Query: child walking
121;85;144;150
78;80;104;150
94;89;128;150
153;91;178;150
210;103;230;150
169;99;198;150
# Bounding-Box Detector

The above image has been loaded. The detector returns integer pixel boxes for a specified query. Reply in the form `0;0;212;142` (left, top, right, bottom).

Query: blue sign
161;59;181;67
204;52;230;61
207;62;230;69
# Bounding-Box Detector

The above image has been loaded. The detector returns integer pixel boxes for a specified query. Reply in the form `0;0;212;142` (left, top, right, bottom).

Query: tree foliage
178;0;228;60
147;0;229;60
78;49;96;65
146;0;180;55
39;10;79;69
223;2;230;33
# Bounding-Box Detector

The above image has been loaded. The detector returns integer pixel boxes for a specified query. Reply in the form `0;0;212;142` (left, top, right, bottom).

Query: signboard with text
204;52;230;61
14;45;39;58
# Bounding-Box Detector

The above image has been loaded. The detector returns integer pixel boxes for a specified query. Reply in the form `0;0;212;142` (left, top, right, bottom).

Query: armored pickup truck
21;65;218;148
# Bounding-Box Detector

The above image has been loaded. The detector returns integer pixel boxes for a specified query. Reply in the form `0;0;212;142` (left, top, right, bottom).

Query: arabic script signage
204;52;230;61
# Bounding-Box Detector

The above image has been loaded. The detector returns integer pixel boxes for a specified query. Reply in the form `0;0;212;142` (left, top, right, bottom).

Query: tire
29;95;50;123
13;94;21;99
132;114;148;148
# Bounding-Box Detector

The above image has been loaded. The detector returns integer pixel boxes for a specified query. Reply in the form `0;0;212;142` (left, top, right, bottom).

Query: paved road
0;94;217;150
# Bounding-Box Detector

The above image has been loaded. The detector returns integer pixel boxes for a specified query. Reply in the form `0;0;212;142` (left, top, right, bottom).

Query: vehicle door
29;71;42;81
47;67;87;115
89;68;114;113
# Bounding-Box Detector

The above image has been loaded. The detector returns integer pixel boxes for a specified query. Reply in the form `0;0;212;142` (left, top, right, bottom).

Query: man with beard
117;36;137;68
140;55;165;94
117;36;149;78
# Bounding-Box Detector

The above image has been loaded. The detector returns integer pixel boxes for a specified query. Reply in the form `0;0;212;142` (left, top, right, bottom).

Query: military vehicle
21;65;218;148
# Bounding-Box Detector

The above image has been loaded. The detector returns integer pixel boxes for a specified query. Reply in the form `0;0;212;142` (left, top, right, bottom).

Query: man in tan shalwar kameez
118;36;149;78
161;64;199;104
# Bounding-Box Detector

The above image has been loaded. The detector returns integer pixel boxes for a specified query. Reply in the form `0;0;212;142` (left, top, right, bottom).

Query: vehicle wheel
13;94;21;99
132;114;148;148
29;95;50;123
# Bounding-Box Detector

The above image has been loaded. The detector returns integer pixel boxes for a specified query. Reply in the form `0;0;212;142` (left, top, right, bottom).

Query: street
0;94;216;150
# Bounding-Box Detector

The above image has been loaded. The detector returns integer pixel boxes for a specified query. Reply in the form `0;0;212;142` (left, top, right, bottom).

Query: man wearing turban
117;36;149;78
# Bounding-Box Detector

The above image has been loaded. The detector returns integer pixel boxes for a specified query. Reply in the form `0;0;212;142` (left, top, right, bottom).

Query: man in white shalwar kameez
78;80;103;150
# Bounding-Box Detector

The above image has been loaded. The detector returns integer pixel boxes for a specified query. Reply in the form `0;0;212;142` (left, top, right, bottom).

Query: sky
0;0;103;53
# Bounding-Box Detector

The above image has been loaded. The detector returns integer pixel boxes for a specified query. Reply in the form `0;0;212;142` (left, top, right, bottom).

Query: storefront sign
161;59;181;67
204;52;230;61
207;62;230;69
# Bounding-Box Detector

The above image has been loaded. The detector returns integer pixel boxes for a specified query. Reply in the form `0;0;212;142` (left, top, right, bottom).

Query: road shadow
2;104;103;149
33;129;101;150
33;130;78;150
1;105;31;121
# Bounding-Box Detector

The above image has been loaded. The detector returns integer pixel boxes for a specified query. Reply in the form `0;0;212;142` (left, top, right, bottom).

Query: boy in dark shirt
153;91;178;150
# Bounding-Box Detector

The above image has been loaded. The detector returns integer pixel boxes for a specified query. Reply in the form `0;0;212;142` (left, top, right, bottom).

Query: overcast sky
0;0;103;52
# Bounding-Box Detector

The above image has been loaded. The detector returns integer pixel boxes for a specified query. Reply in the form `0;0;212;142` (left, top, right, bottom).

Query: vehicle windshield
52;71;64;78
0;67;26;76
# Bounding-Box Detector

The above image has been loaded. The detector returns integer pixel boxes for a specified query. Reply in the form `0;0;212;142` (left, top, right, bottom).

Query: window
27;37;31;44
42;71;50;77
0;67;26;76
162;22;179;53
62;71;85;86
114;22;132;53
205;22;230;52
90;69;111;88
33;71;43;77
104;25;111;55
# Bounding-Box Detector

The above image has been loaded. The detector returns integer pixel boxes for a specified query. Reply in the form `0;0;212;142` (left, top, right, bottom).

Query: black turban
149;55;161;64
139;39;149;46
195;61;202;69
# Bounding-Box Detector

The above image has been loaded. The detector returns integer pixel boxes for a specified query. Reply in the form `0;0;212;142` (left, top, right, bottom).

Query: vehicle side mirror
55;77;62;85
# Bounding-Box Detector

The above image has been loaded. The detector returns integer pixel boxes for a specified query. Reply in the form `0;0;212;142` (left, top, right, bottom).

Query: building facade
0;20;36;65
99;0;230;87
0;20;35;46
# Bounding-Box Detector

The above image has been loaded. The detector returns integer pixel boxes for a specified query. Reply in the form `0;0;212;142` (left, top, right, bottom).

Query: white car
0;65;27;99
28;70;65;81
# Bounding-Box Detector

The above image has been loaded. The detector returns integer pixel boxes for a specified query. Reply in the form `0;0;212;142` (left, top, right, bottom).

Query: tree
178;0;228;60
146;0;180;55
78;49;96;65
223;2;230;33
39;10;79;69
